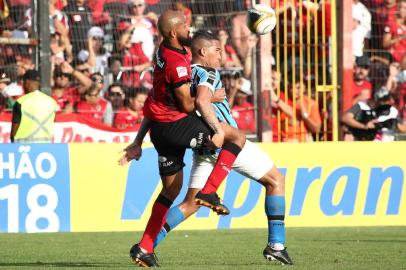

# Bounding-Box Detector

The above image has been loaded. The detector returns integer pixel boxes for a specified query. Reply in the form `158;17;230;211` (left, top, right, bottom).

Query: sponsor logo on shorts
190;138;197;148
158;155;173;167
196;133;204;148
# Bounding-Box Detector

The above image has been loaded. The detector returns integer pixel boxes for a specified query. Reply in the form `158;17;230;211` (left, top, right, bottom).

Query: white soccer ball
247;4;277;35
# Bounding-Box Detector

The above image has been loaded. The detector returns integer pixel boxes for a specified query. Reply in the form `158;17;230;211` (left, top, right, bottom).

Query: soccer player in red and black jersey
119;10;246;267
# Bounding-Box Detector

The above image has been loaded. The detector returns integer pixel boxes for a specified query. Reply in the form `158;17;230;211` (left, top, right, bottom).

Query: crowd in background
0;0;406;141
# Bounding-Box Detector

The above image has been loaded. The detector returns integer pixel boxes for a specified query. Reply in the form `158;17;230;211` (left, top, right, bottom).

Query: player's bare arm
195;85;225;148
174;82;196;113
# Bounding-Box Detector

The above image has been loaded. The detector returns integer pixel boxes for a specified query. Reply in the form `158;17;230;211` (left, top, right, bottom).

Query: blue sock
265;195;286;245
153;206;185;248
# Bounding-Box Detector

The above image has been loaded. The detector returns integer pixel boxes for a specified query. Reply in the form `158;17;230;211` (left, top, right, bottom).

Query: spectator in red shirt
383;0;406;63
76;83;113;126
113;86;148;129
231;78;256;134
369;0;397;49
352;55;373;104
52;61;93;112
52;66;76;113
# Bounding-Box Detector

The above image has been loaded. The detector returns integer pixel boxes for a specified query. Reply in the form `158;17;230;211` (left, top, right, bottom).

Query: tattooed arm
195;85;224;148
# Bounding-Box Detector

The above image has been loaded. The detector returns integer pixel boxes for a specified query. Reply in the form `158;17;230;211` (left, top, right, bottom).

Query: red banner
0;113;147;143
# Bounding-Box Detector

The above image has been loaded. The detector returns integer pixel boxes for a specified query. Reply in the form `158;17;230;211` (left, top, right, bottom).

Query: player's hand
209;130;225;149
365;120;376;130
212;88;226;103
118;141;143;165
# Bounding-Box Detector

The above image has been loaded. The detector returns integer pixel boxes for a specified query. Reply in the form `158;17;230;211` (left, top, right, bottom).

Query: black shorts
150;113;214;176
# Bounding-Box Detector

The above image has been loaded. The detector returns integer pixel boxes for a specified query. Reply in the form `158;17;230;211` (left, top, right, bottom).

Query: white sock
271;242;285;251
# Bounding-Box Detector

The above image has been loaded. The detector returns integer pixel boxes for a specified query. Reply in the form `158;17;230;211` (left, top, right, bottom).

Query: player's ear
169;29;176;39
200;47;207;56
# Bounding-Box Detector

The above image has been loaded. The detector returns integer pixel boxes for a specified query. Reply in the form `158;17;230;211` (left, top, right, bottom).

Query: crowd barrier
0;142;405;233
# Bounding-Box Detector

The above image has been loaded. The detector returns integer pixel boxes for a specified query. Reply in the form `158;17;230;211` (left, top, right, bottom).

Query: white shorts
189;140;274;189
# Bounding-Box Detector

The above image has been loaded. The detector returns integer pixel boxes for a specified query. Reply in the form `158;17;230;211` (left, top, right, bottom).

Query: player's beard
178;36;192;47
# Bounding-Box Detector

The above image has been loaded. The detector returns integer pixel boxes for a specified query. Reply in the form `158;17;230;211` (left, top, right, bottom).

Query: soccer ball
247;4;277;35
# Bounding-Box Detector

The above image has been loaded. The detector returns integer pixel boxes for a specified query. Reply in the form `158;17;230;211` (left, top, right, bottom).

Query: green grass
0;227;405;270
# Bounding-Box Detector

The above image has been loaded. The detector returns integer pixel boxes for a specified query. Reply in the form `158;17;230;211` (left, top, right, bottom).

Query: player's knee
162;183;183;200
261;168;285;192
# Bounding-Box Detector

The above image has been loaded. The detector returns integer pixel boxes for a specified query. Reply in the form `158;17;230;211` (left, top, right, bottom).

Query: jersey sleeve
195;68;220;93
166;61;191;88
348;103;361;115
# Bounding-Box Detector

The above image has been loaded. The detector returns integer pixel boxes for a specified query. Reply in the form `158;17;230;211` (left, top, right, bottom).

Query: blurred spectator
278;79;322;142
60;60;92;94
352;0;371;57
76;83;113;125
118;21;151;87
0;70;23;112
90;71;107;94
127;0;156;61
50;31;73;63
172;0;192;27
63;0;93;55
105;82;125;111
113;86;147;129
52;66;76;113
230;78;256;134
0;71;12;112
352;55;373;104
383;0;406;63
106;56;122;85
8;0;31;32
374;87;406;141
368;0;397;50
85;26;111;74
342;97;377;141
230;0;252;59
218;29;242;69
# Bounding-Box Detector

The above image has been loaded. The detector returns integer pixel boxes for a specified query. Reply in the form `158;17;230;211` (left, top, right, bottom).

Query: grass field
0;227;405;270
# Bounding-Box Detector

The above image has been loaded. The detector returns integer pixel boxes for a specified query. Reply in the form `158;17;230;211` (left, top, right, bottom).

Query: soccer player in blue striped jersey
153;30;293;265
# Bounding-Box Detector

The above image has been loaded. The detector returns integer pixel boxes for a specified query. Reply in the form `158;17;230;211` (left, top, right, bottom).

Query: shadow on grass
0;262;118;268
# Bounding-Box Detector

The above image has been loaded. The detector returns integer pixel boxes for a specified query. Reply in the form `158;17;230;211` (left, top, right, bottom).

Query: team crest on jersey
176;66;188;78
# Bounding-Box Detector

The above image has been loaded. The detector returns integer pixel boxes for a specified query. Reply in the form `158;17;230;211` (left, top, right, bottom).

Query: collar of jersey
163;42;187;55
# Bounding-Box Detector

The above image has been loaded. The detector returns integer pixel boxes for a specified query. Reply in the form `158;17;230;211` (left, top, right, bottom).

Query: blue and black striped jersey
191;64;238;128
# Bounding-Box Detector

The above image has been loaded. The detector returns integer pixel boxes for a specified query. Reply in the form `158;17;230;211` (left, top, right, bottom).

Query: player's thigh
152;114;214;149
188;153;217;189
232;140;274;181
153;141;187;177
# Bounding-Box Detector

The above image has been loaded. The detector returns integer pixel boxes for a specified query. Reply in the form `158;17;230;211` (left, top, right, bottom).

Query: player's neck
192;58;211;68
164;39;184;51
